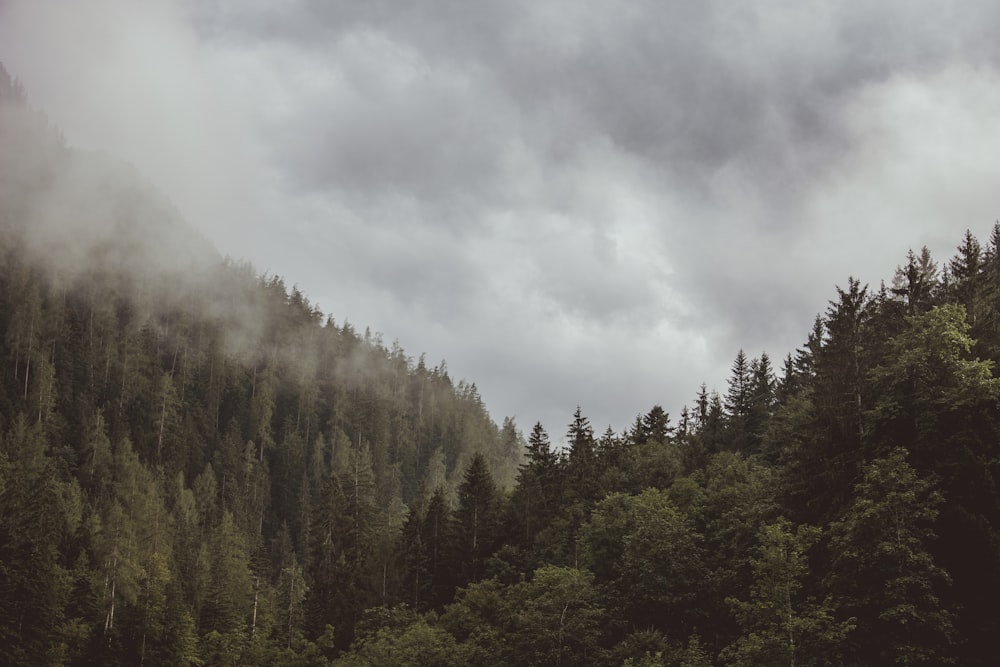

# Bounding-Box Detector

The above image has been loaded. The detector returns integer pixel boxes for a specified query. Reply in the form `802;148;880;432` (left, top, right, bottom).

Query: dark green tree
508;422;561;561
827;448;954;665
724;350;752;451
451;453;501;588
949;230;985;326
722;518;852;667
0;415;74;665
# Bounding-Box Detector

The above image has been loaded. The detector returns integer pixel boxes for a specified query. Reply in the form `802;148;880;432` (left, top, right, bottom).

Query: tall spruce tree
451;453;501;588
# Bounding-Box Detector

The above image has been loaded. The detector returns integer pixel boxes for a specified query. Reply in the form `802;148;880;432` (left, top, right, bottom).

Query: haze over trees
3;63;1000;665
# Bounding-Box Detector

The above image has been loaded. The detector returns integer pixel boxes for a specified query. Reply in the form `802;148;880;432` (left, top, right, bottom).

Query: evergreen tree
422;487;453;609
949;230;985;326
509;422;560;558
892;247;939;316
566;406;597;484
451;453;501;588
0;415;73;665
724;350;752;451
641;405;672;444
746;352;775;452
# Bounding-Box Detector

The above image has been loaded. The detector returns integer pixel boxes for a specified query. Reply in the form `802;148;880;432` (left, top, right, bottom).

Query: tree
334;617;461;667
949;230;985;326
722;519;852;667
780;279;871;524
892;247;939;316
422;488;453;609
819;278;869;450
451;453;501;588
827;449;955;665
725;351;751;420
867;303;999;464
695;451;779;640
641;405;672;444
509;422;561;559
202;511;254;638
795;314;825;389
0;415;74;665
746;352;775;451
587;488;705;638
438;566;604;667
566;406;597;488
306;473;354;643
978;223;1000;356
506;566;603;667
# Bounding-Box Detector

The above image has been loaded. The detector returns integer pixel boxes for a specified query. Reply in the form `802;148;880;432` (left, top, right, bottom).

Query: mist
3;1;1000;437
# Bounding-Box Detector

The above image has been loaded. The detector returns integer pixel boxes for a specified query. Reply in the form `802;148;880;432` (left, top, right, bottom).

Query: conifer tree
892;247;939;316
0;415;73;665
746;352;775;452
565;406;598;504
641;405;672;444
949;230;985;326
509;422;560;557
451;453;501;588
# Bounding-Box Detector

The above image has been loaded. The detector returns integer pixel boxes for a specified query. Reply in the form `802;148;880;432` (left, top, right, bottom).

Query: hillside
0;64;521;665
3;63;1000;666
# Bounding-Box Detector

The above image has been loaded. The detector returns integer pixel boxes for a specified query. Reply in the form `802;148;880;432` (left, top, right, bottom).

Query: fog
3;1;1000;437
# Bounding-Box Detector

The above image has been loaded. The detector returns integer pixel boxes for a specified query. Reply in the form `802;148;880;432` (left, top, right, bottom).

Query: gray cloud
4;0;1000;434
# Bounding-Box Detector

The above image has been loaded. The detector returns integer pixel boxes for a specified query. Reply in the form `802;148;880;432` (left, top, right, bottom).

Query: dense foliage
3;64;1000;665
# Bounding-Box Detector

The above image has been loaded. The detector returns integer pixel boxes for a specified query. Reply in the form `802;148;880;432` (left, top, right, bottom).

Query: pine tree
949;230;985;326
422;487;453;609
724;350;751;423
0;415;73;665
892;247;939;316
510;422;560;557
566;406;598;504
746;352;775;452
451;453;501;588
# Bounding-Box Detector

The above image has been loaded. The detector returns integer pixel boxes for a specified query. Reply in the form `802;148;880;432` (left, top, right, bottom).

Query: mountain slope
0;64;521;664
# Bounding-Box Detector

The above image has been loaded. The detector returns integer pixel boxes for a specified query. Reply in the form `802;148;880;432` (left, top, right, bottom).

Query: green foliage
508;565;603;666
680;634;714;667
722;519;853;667
451;453;502;588
438;565;604;666
827;449;955;665
586;488;705;637
0;416;74;664
5;77;1000;665
335;618;460;667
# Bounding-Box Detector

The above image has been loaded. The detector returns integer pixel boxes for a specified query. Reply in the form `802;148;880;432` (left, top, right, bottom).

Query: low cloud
4;0;1000;433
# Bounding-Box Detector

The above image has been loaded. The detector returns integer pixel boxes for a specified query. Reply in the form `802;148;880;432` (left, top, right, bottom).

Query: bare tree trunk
105;554;118;640
157;383;168;461
251;577;259;637
23;312;33;400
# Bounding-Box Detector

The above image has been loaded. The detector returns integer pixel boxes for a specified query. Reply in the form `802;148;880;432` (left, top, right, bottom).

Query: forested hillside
0;64;521;665
3;63;1000;666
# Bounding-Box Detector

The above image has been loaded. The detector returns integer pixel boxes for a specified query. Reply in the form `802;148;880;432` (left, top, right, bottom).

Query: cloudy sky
3;0;1000;438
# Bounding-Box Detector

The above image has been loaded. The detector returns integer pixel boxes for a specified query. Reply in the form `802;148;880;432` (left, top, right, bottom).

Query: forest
2;64;1000;666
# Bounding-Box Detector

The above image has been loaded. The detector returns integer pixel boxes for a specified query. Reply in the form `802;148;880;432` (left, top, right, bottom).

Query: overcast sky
3;0;1000;439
